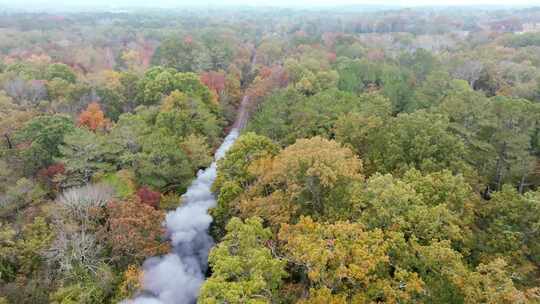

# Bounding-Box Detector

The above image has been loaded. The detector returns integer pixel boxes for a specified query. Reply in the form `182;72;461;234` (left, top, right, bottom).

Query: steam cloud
126;129;240;304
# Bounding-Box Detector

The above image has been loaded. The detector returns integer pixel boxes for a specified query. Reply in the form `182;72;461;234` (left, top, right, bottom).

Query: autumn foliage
247;65;289;101
115;265;143;300
77;102;109;131
37;162;65;190
103;199;170;266
37;163;65;180
200;71;226;95
136;186;161;209
2;7;540;304
278;217;424;303
238;137;363;225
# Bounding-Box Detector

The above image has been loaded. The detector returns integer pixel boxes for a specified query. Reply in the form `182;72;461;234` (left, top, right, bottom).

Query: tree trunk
518;159;530;194
481;184;490;200
518;173;527;194
495;142;507;191
4;133;12;149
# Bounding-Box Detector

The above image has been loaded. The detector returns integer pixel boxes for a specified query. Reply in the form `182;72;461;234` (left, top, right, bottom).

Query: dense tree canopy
1;5;540;304
200;217;286;303
237;137;364;226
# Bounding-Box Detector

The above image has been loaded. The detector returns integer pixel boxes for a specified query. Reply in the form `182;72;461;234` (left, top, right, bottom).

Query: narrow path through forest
128;50;257;304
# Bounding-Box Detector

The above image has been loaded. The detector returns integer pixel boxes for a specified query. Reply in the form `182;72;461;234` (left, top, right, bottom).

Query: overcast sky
1;0;540;9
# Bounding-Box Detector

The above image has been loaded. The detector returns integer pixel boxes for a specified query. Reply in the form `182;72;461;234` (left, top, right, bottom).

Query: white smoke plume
125;129;240;304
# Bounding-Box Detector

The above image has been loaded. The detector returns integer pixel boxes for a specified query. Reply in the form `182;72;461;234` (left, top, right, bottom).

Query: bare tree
3;77;47;106
450;59;483;88
45;226;104;277
57;183;114;224
44;183;114;277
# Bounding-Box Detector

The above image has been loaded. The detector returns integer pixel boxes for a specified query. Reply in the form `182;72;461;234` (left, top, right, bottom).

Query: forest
0;4;540;304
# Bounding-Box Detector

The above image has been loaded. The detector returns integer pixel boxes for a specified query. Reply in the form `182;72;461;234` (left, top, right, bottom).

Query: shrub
159;192;181;210
98;170;136;200
0;178;46;217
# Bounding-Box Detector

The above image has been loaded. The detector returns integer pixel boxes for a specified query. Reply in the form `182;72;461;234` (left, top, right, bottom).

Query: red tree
200;71;226;95
78;102;109;131
104;199;169;265
327;52;337;63
248;65;289;101
136;186;161;209
37;163;65;190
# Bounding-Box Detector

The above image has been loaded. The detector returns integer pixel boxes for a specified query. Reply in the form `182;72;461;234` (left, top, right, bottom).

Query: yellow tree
239;137;364;226
114;265;143;301
278;217;424;303
354;169;477;253
456;259;531;304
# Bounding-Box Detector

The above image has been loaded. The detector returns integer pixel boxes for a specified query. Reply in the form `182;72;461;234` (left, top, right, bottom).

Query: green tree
57;128;122;188
365;111;469;176
15;115;75;174
156;90;221;146
355;170;476;253
136;66;177;105
0;92;35;151
457;258;531;304
200;30;234;71
399;48;438;82
379;64;415;113
474;186;540;286
180;134;213;170
334;92;392;158
247;88;305;145
438;93;539;191
136;67;216;110
0;217;54;304
248;88;371;146
95;87;124;121
0;222;17;282
211;132;279;239
49;264;115;304
15;217;54;277
152;36;210;72
45;63;76;84
486;97;538;191
132;130;195;192
408;71;471;112
341;58;381;90
199;217;286;304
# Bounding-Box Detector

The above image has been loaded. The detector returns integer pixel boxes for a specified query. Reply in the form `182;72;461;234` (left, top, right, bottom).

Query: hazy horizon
1;0;540;11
